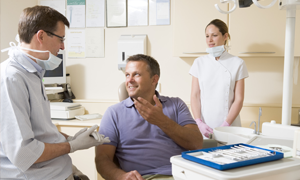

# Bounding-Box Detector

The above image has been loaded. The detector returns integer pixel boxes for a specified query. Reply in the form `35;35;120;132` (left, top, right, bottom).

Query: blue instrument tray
182;143;284;170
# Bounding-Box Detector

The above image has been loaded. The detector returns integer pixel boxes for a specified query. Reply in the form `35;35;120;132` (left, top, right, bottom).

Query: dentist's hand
67;127;87;141
90;131;110;143
195;119;213;138
69;125;110;153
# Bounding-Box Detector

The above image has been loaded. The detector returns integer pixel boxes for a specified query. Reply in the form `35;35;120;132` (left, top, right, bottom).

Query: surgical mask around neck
1;34;62;70
20;47;62;70
206;45;225;57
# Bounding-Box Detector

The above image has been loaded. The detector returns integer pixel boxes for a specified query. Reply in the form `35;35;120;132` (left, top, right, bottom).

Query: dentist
189;19;249;138
0;6;109;180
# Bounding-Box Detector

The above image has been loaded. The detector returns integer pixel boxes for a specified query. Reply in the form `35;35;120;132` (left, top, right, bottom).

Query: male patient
95;54;203;180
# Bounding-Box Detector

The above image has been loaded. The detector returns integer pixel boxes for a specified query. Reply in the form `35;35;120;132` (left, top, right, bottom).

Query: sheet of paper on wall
39;0;66;16
149;0;170;26
128;0;148;26
86;0;105;27
67;0;86;28
106;0;127;27
67;29;86;58
85;28;104;58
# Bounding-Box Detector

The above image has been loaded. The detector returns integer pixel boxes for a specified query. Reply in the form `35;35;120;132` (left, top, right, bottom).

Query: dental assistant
189;19;249;138
0;6;109;180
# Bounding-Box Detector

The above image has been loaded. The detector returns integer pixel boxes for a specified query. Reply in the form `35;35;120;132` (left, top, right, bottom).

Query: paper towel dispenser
118;35;147;71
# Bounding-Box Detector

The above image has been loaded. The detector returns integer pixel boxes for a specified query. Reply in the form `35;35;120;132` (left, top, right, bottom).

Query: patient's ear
152;74;159;86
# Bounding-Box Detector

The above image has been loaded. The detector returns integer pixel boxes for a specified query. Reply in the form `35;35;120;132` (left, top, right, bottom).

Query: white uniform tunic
189;51;249;130
0;48;72;179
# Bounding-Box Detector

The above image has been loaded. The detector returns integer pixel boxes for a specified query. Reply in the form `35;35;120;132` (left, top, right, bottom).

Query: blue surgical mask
206;45;225;57
1;34;62;70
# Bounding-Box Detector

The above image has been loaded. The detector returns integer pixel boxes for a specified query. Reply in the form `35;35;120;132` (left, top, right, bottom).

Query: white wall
1;0;300;106
0;0;38;60
66;25;194;101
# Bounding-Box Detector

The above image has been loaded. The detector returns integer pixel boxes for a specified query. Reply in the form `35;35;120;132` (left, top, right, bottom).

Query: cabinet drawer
172;164;213;180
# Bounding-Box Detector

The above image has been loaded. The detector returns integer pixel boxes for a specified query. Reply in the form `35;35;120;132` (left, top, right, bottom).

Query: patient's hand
118;170;144;180
134;95;168;126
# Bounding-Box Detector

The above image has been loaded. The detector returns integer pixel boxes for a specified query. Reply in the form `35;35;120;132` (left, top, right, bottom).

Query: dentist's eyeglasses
44;30;65;42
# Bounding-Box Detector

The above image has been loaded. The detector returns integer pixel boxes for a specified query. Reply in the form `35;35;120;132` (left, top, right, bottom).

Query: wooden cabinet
229;4;300;57
295;12;300;57
173;0;228;57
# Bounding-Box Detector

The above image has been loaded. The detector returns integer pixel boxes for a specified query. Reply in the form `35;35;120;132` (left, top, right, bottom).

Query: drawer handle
183;52;207;54
181;170;185;174
239;52;275;54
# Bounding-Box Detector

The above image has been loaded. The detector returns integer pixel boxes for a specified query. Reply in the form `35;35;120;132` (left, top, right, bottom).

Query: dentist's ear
36;30;44;44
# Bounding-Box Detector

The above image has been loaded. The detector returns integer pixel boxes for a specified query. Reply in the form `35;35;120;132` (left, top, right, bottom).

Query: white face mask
20;47;62;70
206;45;225;57
1;34;62;70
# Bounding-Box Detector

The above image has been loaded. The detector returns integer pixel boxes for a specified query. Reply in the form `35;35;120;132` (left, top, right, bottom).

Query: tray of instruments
182;143;284;170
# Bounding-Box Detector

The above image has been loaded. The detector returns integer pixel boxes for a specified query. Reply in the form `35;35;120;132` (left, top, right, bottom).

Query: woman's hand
195;119;213;138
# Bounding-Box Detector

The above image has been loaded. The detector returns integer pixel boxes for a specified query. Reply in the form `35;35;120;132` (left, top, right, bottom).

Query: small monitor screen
44;54;63;77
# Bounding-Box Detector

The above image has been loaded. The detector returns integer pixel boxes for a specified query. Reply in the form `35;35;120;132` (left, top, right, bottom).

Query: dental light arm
215;0;239;14
252;0;277;9
215;0;277;14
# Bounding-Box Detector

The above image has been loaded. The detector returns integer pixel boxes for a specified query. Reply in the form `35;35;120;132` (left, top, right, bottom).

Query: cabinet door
173;0;228;57
294;9;300;57
229;4;300;57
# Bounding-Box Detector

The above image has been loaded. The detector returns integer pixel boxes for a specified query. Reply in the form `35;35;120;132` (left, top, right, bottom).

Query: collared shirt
189;51;249;132
99;92;196;176
0;48;72;179
23;52;43;73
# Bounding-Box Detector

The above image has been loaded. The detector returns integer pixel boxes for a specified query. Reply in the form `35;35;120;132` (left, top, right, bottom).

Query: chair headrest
118;82;129;102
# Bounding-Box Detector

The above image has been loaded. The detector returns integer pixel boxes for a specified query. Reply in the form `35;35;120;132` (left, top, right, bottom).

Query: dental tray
182;143;284;170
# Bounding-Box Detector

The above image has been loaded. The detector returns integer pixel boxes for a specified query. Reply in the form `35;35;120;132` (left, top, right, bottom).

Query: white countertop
52;118;101;127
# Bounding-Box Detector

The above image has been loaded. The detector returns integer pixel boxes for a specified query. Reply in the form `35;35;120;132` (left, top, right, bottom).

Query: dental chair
117;82;218;149
118;82;129;102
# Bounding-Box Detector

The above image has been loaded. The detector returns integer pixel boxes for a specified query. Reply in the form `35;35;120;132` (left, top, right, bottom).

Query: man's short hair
126;54;160;77
18;5;70;44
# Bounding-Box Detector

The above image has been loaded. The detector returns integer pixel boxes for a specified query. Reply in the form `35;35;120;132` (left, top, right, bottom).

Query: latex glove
90;131;111;143
69;125;110;153
195;118;213;138
67;127;88;141
221;121;230;127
